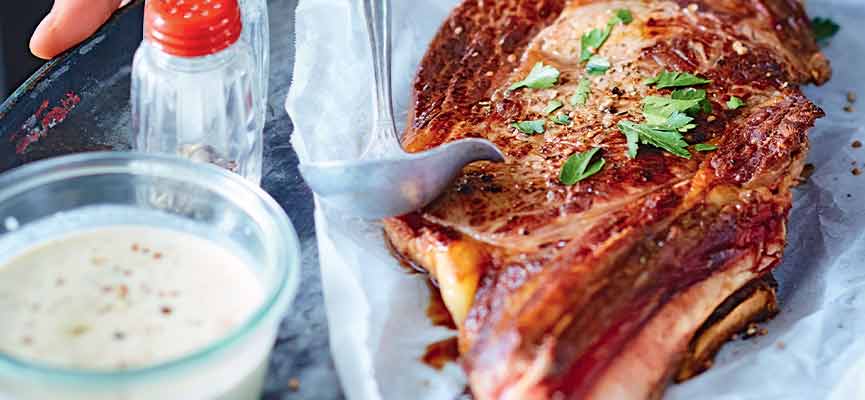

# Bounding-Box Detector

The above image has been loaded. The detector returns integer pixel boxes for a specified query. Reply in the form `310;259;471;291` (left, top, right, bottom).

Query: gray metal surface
259;1;344;399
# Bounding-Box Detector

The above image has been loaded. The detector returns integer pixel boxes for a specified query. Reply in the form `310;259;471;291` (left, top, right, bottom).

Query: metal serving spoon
298;0;505;220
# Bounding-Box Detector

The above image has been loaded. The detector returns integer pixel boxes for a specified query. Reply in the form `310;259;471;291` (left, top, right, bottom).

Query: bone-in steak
384;1;830;398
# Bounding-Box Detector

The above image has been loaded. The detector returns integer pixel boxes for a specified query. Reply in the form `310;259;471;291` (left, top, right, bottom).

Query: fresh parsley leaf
643;70;712;89
550;113;571;125
509;62;560;91
642;95;704;125
586;55;611;75
619;69;713;159
635;126;692;159
610;9;633;25
811;17;840;43
580;10;630;63
618;120;692;159
543;99;564;115
642;76;659;86
580;27;612;62
622;123;640;159
618;88;710;158
726;96;745;110
512;119;546;135
570;78;592;106
671;88;712;114
664;111;697;132
694;143;718;152
670;88;706;101
560;147;605;185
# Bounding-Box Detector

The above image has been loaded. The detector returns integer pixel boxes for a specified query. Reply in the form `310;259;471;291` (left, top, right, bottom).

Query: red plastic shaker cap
144;0;243;58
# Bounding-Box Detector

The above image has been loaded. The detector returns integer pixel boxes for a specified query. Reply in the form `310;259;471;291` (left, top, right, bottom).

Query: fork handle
361;0;403;158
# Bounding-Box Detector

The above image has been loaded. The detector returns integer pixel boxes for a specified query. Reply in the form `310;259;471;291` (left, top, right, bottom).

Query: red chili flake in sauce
131;244;140;252
153;252;163;260
161;306;173;316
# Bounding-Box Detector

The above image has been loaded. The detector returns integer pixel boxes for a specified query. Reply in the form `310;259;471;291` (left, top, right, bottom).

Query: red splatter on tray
10;92;81;155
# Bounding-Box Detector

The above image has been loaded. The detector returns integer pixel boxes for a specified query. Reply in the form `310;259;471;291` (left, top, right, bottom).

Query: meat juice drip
131;0;263;184
421;281;461;370
384;233;462;368
422;337;460;371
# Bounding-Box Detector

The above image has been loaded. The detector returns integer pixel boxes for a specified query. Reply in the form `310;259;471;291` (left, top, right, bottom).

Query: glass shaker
240;0;269;111
131;0;263;184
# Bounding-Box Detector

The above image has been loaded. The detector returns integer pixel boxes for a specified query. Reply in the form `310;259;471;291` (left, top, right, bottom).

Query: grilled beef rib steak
384;0;830;398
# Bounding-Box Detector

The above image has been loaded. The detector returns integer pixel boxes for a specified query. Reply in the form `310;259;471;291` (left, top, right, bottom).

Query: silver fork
298;0;505;220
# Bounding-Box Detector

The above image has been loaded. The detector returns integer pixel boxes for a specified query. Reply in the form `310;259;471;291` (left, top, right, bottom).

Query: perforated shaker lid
144;0;243;57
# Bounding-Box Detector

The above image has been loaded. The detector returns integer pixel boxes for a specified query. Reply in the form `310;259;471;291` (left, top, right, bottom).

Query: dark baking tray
0;2;142;168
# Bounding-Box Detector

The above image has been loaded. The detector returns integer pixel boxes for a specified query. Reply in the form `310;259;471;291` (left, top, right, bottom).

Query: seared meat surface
384;1;830;399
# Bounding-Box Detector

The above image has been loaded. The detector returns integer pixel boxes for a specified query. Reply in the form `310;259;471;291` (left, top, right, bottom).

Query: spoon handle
361;0;402;158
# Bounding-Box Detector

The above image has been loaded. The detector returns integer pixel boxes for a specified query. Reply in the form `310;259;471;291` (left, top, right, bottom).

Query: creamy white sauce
0;226;264;371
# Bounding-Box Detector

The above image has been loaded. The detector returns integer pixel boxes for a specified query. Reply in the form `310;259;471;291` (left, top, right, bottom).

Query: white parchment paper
287;1;865;399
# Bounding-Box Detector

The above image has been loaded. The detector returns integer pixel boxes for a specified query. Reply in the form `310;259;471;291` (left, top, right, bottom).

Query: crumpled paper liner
287;0;865;398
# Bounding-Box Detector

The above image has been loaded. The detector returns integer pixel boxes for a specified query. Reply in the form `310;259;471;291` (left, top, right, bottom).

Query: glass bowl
0;152;300;400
